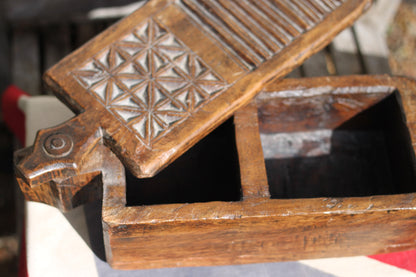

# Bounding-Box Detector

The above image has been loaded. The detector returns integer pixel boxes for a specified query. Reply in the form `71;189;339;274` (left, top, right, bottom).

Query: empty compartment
257;89;416;198
126;118;241;206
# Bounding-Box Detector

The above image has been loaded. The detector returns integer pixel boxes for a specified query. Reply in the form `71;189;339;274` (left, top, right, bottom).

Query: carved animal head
14;115;104;211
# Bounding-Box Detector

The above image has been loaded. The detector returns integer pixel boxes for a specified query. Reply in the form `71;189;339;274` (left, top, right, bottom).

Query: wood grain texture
14;112;104;211
101;75;416;269
15;0;372;211
259;76;414;199
234;102;269;199
40;0;372;181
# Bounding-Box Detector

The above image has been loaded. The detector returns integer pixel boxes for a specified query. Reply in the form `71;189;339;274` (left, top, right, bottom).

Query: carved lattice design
72;19;228;146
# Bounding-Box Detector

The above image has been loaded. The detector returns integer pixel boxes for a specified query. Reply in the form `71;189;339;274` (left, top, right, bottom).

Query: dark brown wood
15;112;104;211
11;0;396;269
42;0;371;179
15;0;371;211
98;75;416;269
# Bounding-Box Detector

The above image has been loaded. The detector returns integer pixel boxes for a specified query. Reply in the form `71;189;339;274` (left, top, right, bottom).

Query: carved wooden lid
17;0;371;197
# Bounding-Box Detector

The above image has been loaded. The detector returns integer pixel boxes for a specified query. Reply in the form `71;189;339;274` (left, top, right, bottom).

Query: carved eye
43;133;73;157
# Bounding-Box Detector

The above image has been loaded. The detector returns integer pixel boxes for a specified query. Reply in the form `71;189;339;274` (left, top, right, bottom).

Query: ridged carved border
179;0;346;70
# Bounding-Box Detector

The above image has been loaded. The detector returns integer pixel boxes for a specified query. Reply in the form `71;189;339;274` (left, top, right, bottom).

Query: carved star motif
73;18;228;147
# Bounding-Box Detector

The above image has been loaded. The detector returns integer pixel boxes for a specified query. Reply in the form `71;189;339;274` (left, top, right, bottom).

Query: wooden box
15;0;372;211
14;0;413;270
102;75;416;269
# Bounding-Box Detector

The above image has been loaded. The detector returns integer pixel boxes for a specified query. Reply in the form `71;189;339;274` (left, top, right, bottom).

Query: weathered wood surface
15;0;372;211
234;102;270;200
101;75;416;269
43;0;371;179
260;76;414;198
8;0;411;271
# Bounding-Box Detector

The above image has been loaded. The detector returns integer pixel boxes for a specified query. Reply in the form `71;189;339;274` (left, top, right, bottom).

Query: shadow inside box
125;118;242;206
63;117;242;261
263;91;416;199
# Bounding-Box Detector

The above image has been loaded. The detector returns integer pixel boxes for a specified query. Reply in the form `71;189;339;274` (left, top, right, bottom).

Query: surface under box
96;75;416;269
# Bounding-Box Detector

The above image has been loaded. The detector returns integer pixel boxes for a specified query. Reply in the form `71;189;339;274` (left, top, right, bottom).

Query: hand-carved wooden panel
15;0;371;211
43;0;371;179
180;0;346;69
72;18;228;146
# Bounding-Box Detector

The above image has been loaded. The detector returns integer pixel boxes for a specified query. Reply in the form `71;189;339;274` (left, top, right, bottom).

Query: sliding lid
15;0;372;210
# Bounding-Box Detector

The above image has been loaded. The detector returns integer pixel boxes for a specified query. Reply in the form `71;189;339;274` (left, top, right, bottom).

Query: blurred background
0;0;416;276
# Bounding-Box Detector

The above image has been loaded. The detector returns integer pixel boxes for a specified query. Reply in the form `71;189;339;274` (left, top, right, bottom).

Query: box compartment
257;91;416;198
126;118;242;206
102;76;416;270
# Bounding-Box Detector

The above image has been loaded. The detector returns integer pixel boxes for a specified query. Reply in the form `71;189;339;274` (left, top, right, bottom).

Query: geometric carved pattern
72;18;228;147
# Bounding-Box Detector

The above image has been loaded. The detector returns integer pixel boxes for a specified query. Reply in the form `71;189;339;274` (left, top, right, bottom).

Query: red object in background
1;85;29;146
370;250;416;273
1;85;29;276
